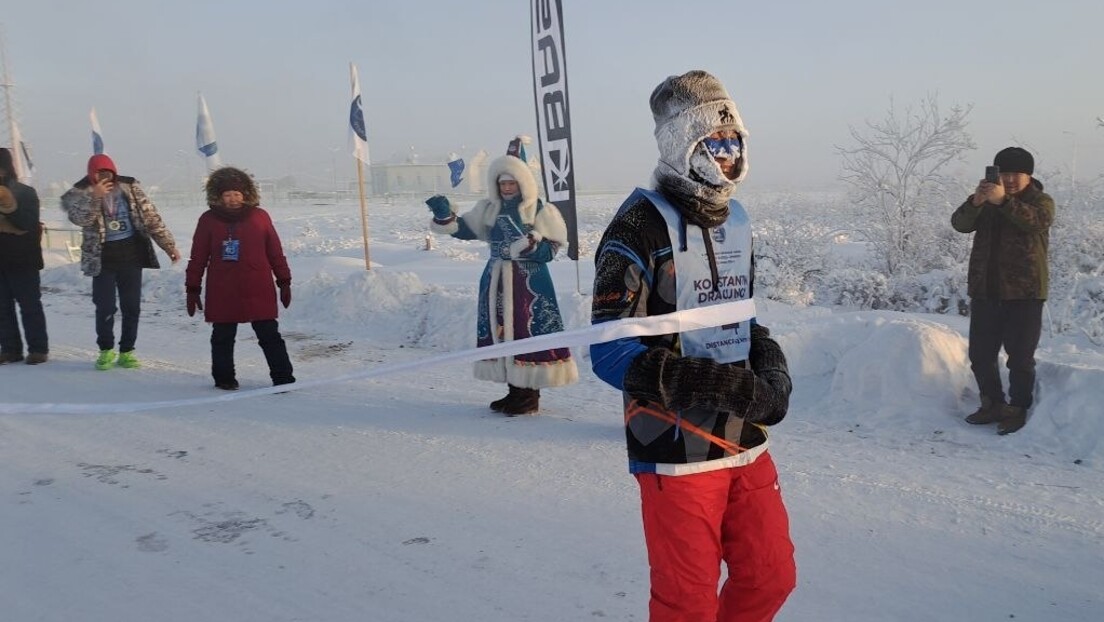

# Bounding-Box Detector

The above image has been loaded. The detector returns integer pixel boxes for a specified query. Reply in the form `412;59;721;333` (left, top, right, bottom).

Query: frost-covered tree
752;194;837;306
1044;171;1104;342
838;95;975;276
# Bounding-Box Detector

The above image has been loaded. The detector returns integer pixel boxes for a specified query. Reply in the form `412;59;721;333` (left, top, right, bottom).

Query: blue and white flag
196;93;222;171
90;108;104;155
447;154;465;188
348;62;370;164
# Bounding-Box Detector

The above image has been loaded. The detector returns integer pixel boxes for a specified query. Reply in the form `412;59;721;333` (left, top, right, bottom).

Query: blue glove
425;195;453;220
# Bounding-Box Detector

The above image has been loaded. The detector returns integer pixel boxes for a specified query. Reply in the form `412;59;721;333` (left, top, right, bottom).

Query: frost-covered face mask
689;143;733;188
702;135;743;161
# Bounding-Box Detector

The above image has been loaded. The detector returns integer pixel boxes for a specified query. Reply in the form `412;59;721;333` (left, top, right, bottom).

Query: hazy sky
3;0;1102;194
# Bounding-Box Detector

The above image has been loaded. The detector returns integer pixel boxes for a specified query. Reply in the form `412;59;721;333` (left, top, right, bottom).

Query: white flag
90;107;104;154
196;93;222;171
348;62;370;164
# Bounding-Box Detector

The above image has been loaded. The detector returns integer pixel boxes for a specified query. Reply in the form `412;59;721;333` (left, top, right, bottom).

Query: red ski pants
635;452;796;622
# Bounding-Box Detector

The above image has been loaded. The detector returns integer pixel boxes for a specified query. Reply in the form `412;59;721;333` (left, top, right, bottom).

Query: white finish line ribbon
0;300;756;415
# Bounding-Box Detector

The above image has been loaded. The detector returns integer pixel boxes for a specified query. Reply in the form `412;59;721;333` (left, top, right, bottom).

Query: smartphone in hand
984;165;1000;184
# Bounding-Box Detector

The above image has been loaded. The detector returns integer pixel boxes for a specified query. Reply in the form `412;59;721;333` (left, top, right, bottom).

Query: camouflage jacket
61;177;177;277
951;179;1053;300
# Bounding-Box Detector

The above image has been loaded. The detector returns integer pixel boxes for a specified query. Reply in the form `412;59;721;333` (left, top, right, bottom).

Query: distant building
369;163;453;196
368;149;490;197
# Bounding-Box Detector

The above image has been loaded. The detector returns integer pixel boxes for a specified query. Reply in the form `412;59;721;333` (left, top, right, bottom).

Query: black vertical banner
530;0;578;260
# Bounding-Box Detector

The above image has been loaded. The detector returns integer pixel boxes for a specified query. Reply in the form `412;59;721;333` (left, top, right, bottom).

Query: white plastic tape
0;299;755;415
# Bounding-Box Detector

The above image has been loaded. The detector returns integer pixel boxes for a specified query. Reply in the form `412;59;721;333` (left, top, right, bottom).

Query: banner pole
356;158;371;270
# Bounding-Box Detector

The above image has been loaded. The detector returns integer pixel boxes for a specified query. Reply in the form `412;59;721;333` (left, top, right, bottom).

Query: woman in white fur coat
425;154;578;415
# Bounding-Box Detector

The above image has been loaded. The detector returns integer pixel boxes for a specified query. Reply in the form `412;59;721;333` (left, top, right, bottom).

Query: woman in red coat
185;167;294;390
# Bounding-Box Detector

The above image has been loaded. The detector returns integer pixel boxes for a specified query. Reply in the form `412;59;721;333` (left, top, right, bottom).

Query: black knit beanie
993;147;1034;175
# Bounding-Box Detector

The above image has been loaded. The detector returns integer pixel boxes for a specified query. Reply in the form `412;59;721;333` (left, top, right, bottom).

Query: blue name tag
222;239;240;262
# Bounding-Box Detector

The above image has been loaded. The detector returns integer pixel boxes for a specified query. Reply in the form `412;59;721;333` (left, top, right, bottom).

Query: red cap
87;154;117;181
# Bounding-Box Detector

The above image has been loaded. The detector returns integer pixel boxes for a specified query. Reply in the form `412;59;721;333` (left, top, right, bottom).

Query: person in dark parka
0;148;48;365
185;167;294;390
951;146;1054;435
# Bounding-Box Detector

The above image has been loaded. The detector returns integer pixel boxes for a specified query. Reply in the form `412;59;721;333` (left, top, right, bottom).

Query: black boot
502;388;540;416
490;385;521;412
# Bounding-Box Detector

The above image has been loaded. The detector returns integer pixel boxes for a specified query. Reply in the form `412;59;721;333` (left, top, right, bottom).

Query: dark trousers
92;266;144;352
0;268;48;355
211;320;294;384
968;299;1044;409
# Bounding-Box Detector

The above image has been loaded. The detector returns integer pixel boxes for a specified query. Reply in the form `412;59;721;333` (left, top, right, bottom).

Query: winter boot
95;349;117;371
490;385;522;412
25;352;48;365
0;351;24;364
997;405;1028;435
965;395;1007;425
502;388;540;416
215;379;240;391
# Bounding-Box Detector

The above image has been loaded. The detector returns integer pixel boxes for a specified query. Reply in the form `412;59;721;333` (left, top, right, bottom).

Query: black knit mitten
623;347;757;416
745;324;792;426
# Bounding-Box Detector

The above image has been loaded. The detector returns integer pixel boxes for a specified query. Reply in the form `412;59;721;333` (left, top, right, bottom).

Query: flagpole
0;27;27;181
355;157;371;270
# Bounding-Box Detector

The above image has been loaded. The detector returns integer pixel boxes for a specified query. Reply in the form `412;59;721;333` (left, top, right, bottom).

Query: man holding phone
62;154;181;370
951;147;1054;434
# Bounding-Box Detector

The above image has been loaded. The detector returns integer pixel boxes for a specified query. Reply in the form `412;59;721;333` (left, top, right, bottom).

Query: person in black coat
0;148;48;364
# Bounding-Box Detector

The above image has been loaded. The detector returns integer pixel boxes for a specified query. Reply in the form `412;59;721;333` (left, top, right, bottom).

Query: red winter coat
185;206;290;323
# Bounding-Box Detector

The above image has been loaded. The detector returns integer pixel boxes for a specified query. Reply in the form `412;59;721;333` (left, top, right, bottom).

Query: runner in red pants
637;453;795;622
591;70;797;621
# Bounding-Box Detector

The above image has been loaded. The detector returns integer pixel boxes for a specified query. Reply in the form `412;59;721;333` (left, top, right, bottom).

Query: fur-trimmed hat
993;147;1034;176
205;166;259;207
87;154;117;181
650;70;748;183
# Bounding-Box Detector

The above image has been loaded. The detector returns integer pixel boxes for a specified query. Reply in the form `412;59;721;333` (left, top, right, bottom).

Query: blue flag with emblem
447;155;465;188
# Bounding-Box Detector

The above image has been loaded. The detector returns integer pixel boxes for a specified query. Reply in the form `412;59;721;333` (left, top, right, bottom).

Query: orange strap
625;400;747;455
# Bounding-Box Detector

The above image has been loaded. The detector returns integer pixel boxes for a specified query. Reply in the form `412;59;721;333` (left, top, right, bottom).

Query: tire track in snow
787;468;1104;540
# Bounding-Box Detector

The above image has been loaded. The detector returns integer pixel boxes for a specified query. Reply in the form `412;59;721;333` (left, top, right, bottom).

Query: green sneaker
95;349;117;371
117;351;141;369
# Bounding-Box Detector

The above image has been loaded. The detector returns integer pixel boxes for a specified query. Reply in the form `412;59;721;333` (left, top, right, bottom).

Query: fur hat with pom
205;167;259;207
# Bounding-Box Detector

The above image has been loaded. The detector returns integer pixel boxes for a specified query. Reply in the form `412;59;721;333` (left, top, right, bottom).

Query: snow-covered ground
2;192;1101;622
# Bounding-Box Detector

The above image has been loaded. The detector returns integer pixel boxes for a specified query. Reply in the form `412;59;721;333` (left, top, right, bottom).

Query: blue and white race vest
638;188;754;364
